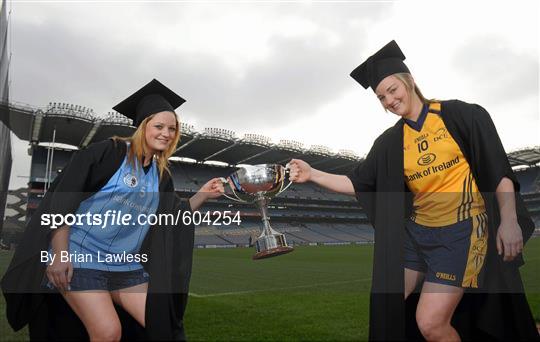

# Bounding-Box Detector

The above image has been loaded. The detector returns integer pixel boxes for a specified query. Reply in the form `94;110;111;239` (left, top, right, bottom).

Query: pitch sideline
189;278;372;298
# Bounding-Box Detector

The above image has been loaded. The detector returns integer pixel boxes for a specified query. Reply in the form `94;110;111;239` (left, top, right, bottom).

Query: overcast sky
5;0;539;189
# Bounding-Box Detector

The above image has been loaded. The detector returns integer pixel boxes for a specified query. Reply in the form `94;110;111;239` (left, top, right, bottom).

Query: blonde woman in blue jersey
2;79;225;341
288;41;538;341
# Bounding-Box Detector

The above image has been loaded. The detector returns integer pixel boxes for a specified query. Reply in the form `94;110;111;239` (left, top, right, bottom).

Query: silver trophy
220;164;293;260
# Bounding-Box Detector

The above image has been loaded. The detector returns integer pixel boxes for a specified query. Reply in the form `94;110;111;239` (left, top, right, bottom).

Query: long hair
393;73;437;105
113;112;181;179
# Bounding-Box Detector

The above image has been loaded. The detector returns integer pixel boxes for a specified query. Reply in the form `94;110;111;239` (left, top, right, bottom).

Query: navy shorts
43;268;149;291
404;212;488;288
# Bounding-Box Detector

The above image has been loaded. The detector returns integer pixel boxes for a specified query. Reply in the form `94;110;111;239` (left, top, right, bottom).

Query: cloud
10;2;390;129
5;1;538;190
451;34;538;105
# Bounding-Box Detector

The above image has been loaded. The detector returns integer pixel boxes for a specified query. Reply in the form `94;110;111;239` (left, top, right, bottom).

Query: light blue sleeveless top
67;149;160;271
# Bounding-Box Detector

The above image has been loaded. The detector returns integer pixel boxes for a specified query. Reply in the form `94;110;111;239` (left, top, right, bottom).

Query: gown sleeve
148;178;195;340
172;191;195;292
346;142;377;195
46;139;114;218
346;141;379;225
0;139;115;332
467;103;519;192
466;103;535;243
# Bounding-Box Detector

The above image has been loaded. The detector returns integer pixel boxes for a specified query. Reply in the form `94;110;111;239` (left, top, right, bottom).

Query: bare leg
62;291;121;341
111;283;148;328
404;267;424;300
416;281;464;342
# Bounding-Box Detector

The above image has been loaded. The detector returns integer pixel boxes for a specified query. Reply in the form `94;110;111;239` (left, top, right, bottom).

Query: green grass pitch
1;239;539;341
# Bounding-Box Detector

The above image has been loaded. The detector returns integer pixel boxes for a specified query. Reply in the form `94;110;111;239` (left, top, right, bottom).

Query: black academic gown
1;139;195;341
348;100;539;341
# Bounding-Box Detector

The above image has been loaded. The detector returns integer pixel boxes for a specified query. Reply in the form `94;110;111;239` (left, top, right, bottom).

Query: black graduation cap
350;40;410;91
113;79;186;127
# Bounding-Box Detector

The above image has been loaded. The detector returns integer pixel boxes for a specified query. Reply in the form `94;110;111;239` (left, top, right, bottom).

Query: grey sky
6;1;539;189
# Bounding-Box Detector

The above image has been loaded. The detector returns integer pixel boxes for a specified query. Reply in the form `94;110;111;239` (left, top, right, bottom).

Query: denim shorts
404;212;488;289
43;268;149;291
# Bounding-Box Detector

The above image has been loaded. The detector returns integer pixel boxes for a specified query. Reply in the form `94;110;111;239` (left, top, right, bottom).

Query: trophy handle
278;163;293;195
219;177;248;203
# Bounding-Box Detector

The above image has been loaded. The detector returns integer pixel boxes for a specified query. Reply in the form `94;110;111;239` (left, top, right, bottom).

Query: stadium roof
1;101;539;171
507;148;540;168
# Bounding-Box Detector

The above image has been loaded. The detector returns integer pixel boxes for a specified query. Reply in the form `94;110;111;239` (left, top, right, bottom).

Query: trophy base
252;246;294;260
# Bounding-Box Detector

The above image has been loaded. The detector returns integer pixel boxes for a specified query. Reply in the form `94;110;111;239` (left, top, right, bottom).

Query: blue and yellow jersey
403;102;485;226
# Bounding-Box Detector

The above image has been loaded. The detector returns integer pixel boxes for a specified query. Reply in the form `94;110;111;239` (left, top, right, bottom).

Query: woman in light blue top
42;79;224;340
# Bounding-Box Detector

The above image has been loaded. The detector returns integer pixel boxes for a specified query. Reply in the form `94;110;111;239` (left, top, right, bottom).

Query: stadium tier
3;155;539;248
0;102;539;247
516;167;540;193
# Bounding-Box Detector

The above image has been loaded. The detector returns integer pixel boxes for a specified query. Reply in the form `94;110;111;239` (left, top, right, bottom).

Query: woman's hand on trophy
288;159;312;183
200;177;225;200
190;178;225;211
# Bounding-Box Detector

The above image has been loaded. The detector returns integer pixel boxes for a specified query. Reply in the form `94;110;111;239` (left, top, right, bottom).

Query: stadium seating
515;167;540;194
3;162;539;249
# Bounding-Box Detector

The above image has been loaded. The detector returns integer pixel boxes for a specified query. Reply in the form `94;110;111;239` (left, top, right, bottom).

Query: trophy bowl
221;164;294;260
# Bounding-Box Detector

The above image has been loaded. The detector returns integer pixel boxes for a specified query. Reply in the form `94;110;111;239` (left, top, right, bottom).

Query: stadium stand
3;163;540;250
3;162;540;248
0;97;539;249
515;167;540;194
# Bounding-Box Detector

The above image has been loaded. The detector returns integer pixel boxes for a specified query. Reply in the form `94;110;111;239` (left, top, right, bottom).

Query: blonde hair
113;112;181;179
393;73;437;105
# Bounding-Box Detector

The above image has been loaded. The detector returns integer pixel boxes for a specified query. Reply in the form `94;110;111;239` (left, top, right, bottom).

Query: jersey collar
403;104;428;132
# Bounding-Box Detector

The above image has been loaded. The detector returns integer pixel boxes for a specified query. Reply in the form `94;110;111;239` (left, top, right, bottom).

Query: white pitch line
189;278;371;298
